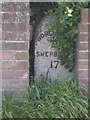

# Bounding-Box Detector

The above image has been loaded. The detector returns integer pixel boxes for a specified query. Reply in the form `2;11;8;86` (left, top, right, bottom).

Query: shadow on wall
29;2;56;82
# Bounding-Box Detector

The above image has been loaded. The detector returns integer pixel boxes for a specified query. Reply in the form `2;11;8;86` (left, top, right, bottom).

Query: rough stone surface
34;15;74;80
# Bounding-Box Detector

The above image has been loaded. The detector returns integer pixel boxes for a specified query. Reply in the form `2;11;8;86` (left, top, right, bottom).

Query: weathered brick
0;32;2;40
88;52;90;59
0;13;2;23
2;61;15;70
0;50;1;59
15;52;29;60
0;71;2;79
0;44;1;51
79;34;89;41
78;79;88;91
88;69;90;78
2;23;27;32
0;60;1;71
0;3;2;12
2;61;29;70
79;42;88;51
1;2;30;90
77;51;88;59
2;2;29;12
2;12;29;23
76;9;90;92
89;10;90;22
81;9;90;23
79;24;89;33
78;70;88;78
2;70;29;79
2;79;29;89
2;31;29;41
0;51;15;60
89;42;90;51
78;61;88;69
1;42;29;50
78;78;88;84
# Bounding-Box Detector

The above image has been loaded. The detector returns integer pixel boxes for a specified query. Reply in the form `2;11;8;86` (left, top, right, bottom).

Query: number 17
50;61;59;68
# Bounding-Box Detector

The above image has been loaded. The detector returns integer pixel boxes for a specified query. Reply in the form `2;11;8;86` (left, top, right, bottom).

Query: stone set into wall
0;2;89;91
76;9;89;91
0;2;30;90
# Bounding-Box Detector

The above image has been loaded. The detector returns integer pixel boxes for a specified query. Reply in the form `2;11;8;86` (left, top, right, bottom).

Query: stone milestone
34;15;74;80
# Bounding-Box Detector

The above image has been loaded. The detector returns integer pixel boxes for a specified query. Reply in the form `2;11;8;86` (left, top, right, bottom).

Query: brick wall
76;9;90;91
0;2;30;90
0;3;2;104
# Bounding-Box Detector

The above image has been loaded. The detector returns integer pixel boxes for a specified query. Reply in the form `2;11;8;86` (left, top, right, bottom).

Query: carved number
50;61;59;69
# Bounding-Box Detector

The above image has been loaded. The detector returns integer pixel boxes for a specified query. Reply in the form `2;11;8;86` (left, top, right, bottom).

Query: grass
2;77;88;118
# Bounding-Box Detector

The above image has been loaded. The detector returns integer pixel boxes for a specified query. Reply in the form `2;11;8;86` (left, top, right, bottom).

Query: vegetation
47;2;90;71
2;78;88;118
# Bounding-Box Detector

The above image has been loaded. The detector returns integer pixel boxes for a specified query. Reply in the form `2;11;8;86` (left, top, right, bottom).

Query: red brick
88;69;90;78
79;23;89;33
2;70;29;79
78;78;88;84
79;42;88;51
0;43;2;50
81;9;89;23
0;71;2;79
0;51;15;60
2;12;29;23
0;32;2;40
88;39;90;50
2;31;28;41
88;52;90;59
78;79;88;89
1;2;30;90
15;52;29;60
2;61;15;70
2;2;29;12
0;14;2;23
2;23;27;32
78;61;88;69
2;61;29;70
2;79;29;89
1;42;29;50
75;60;79;79
77;9;90;91
79;34;89;41
78;51;88;59
78;70;88;78
0;51;1;58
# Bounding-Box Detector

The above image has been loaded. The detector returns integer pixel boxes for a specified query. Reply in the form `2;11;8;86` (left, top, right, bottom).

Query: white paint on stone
34;15;74;80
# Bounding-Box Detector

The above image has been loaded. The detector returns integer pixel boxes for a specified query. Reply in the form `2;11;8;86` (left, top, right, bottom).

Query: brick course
2;61;29;70
2;31;29;41
1;2;30;90
2;12;29;23
2;70;29;79
79;34;89;41
78;61;88;69
2;2;29;12
76;9;89;92
1;42;29;50
78;51;88;59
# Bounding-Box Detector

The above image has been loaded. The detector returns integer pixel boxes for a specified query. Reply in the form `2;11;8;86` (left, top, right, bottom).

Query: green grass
2;77;88;118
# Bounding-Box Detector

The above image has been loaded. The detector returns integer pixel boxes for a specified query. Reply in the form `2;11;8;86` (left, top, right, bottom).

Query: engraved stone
34;15;74;80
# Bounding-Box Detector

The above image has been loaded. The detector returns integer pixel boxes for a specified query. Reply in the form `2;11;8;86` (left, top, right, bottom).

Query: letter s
36;51;40;57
